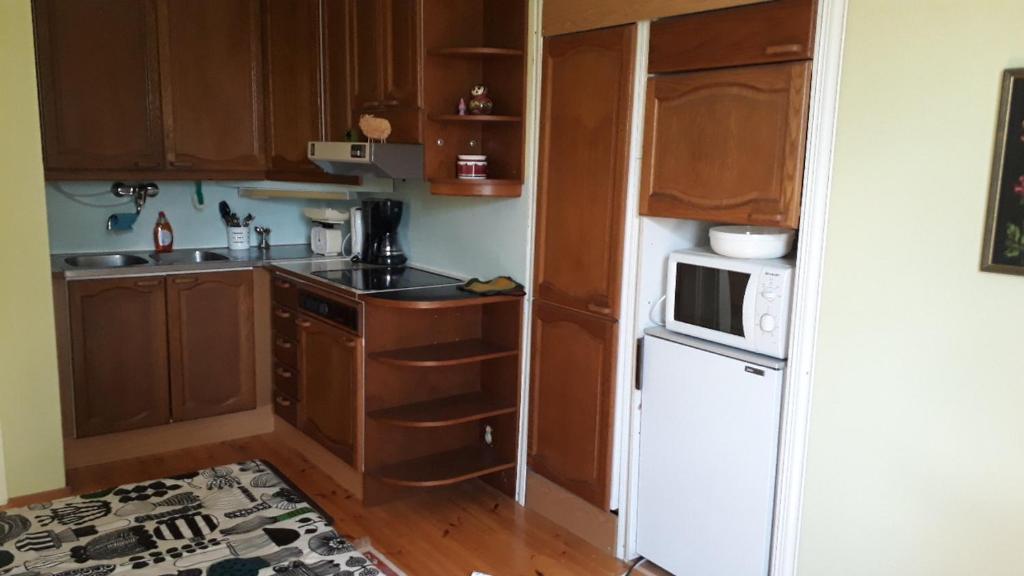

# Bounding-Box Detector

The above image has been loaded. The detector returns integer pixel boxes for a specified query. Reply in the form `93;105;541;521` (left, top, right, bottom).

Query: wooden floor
61;431;627;576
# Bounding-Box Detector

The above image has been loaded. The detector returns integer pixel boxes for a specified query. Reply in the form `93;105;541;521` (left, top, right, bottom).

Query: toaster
311;225;343;256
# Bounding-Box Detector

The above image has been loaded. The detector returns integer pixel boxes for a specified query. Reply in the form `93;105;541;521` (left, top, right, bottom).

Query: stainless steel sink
64;254;149;268
149;250;230;264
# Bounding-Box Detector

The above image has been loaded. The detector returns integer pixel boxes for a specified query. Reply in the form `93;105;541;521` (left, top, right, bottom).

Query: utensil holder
228;227;249;250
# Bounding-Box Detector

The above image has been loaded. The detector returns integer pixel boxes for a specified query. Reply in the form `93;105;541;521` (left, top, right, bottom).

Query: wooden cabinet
349;0;422;142
649;0;816;74
33;0;164;173
68;277;170;438
528;301;617;508
166;271;256;421
263;0;353;180
298;314;359;465
639;62;811;228
157;0;265;174
533;25;636;319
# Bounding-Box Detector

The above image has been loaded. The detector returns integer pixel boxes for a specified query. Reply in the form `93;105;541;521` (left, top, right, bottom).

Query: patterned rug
0;459;382;575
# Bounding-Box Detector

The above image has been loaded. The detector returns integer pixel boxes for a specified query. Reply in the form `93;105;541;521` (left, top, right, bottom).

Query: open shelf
428;178;522;198
370;339;518;367
370;445;515;488
428;114;522;123
369;392;517;428
429;47;524;58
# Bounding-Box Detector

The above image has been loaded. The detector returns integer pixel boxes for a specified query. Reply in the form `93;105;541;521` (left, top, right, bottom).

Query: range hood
308;141;423;180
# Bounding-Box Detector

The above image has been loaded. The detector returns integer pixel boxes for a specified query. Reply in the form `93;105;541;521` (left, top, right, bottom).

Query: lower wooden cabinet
166;271;256;421
640;61;811;228
67;271;257;438
528;300;617;508
298;313;359;465
68;277;171;437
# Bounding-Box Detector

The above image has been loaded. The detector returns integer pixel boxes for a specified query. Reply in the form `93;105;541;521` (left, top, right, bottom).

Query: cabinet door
350;0;384;111
382;0;421;109
534;26;636;319
158;0;265;172
68;277;170;437
298;315;359;465
263;0;324;175
167;271;256;421
528;301;617;508
323;0;353;140
640;61;811;229
33;0;164;172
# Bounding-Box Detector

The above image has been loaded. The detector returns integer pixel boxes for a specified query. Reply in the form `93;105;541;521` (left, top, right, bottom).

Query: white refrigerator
636;327;785;575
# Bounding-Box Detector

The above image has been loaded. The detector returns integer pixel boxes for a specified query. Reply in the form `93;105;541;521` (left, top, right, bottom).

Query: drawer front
271;274;299;309
272;305;298;340
272;332;298;368
272;388;298;426
649;0;816;74
273;361;300;399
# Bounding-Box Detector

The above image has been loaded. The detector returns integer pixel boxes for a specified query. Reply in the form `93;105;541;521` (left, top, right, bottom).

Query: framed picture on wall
983;68;1024;275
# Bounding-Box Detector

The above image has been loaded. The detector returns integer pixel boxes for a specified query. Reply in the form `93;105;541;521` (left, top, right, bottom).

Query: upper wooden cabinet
157;0;265;174
349;0;422;143
528;301;617;508
649;0;817;73
68;277;170;438
263;0;353;181
640;61;811;228
534;25;636;319
32;0;164;173
166;271;256;422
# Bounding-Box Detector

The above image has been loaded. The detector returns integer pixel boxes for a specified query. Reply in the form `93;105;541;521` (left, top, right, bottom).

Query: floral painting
983;69;1024;274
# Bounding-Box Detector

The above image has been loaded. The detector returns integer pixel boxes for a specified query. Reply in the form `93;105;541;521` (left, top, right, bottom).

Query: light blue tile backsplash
46;179;533;282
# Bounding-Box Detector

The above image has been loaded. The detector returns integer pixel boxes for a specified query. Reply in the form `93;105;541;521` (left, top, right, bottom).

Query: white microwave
665;248;794;359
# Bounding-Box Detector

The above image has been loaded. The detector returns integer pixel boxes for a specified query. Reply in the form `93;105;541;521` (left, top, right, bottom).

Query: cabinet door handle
295;318;312;328
587;303;613;316
172;277;197;284
364;101;380;108
383;99;399;107
135;279;160;287
764;43;804;56
275;367;293;379
274;395;292;407
274;308;292;319
274;279;291;289
134;160;160;168
343;337;357;348
170;160;194;168
275;338;293;349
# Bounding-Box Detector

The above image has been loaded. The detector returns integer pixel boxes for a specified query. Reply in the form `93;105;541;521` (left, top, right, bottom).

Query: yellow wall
799;1;1024;574
0;0;66;497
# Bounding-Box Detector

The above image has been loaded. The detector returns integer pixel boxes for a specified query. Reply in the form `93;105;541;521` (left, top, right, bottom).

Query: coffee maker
358;199;407;267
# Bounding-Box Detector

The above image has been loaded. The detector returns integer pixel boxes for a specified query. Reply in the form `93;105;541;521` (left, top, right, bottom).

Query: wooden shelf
369;392;517;428
429;47;524;58
429;114;522;123
429;178;522;198
370;339;518;367
371;446;515;487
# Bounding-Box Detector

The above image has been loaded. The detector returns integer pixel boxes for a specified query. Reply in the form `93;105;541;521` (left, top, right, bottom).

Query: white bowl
709;225;795;259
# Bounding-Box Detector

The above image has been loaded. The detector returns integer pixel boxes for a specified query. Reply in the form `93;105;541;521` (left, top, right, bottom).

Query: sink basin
149;250;230;264
65;254;149;268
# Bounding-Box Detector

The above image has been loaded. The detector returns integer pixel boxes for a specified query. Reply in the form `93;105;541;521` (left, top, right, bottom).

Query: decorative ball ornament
358;114;392;142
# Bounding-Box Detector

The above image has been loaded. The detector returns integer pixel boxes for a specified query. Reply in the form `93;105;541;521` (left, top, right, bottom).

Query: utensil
242;213;254;227
218;201;232;225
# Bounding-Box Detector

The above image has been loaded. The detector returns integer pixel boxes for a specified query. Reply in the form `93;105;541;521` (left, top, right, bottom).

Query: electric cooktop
311;266;462;292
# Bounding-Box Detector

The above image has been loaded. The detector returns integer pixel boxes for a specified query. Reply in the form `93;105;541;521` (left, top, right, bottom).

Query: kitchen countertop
51;244;342;279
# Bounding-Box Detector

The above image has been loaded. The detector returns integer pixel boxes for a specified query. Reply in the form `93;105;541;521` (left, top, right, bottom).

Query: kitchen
1;1;844;575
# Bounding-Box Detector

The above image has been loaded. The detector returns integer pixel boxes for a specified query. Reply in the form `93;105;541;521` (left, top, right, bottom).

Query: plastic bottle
154;211;174;253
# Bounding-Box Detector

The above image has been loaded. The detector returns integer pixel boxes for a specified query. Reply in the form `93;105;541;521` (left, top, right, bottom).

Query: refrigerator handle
635;337;645;391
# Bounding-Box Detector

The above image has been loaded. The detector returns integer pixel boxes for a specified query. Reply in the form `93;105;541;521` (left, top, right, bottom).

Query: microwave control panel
753;268;792;356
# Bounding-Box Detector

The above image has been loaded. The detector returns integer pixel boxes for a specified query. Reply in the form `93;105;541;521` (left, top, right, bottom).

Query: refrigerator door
636;334;784;576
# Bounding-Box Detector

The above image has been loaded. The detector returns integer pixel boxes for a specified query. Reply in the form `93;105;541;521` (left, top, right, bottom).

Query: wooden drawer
273;388;298;426
273;361;300;399
272;332;298;368
272;305;298;340
271;273;298;309
649;0;816;74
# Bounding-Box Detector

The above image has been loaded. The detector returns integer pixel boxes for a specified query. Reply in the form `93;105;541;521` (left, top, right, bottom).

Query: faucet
107;182;159;230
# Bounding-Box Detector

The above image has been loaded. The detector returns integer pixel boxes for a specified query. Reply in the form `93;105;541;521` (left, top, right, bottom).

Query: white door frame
615;0;850;572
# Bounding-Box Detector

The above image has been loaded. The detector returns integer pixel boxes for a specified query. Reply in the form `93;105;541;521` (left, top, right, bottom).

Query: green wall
799;1;1024;574
0;0;66;498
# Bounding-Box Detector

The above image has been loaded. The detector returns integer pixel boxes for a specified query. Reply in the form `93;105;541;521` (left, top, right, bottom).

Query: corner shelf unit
361;287;524;504
423;0;528;197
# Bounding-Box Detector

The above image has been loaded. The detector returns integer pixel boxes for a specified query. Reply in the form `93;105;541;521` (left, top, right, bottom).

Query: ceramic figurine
468;85;493;115
458;97;467;116
358;114;392;142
